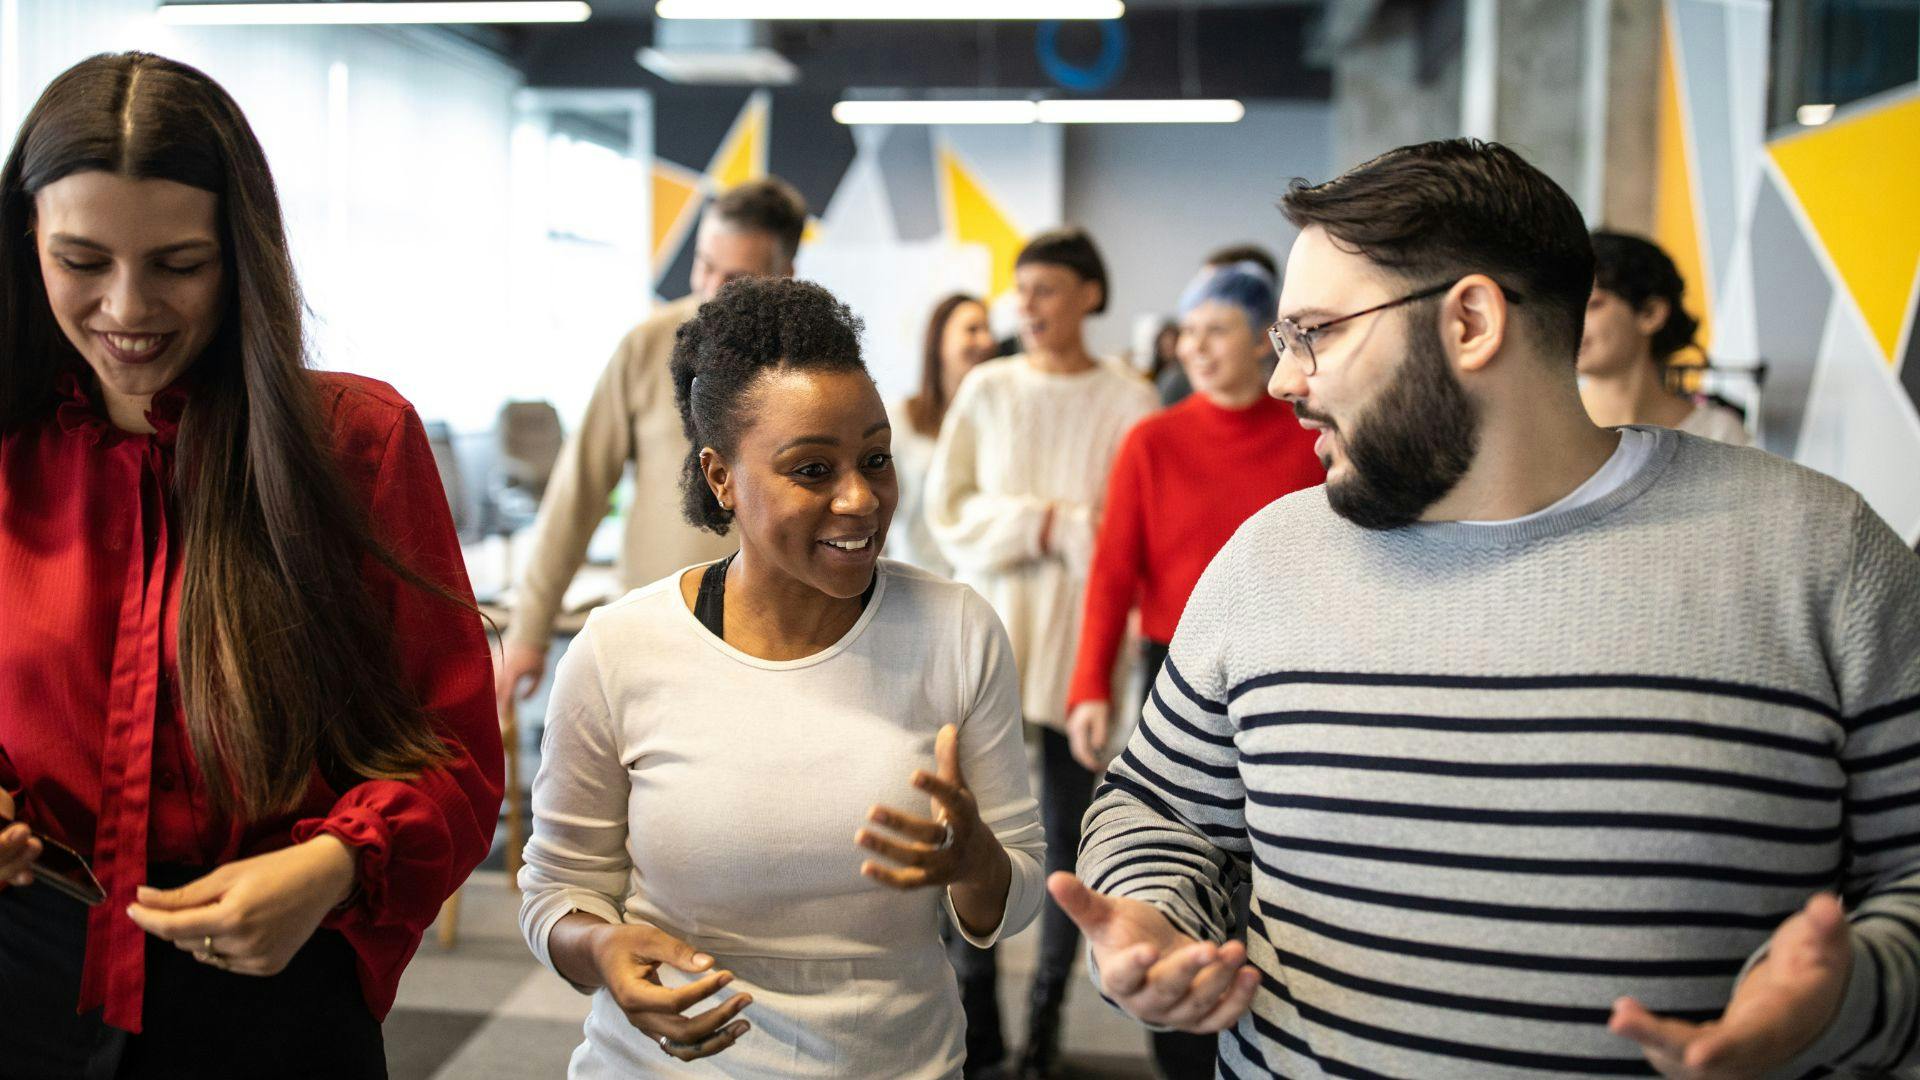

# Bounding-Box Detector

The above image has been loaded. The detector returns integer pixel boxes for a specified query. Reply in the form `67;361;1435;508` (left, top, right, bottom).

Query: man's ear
1442;273;1510;374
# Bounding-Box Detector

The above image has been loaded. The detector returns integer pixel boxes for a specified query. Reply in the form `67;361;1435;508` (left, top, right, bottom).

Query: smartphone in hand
26;831;107;907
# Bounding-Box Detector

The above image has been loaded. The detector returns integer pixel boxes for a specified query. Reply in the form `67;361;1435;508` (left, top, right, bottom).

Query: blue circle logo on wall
1037;20;1128;93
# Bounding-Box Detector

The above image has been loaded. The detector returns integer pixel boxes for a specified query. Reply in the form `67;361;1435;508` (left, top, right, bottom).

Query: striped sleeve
1774;503;1920;1074
1078;534;1249;944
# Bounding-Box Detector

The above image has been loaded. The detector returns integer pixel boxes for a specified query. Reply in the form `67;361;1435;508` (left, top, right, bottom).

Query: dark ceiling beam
513;7;1332;99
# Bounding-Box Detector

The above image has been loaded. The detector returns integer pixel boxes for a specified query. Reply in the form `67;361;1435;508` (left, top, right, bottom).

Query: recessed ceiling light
637;46;798;85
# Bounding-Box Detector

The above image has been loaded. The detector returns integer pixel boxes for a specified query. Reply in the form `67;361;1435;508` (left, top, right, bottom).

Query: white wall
1063;100;1335;360
801;121;1064;402
0;0;522;431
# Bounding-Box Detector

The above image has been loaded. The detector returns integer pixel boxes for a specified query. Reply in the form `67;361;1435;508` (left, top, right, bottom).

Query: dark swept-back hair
0;53;455;818
672;277;868;534
1591;230;1699;365
1203;242;1278;281
1280;139;1593;358
1016;226;1109;313
904;292;982;438
707;176;808;268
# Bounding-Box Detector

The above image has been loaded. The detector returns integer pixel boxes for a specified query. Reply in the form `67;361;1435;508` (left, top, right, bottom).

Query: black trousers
946;723;1098;1068
0;865;386;1080
1137;640;1219;1080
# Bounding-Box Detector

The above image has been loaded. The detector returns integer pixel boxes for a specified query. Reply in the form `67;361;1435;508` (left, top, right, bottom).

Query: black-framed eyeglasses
1267;280;1523;376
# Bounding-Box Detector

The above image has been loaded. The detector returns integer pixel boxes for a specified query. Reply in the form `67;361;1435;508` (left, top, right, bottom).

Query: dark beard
1324;320;1480;530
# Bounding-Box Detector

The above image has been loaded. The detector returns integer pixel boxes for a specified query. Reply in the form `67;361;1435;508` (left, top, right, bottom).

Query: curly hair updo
1591;231;1701;365
671;277;868;534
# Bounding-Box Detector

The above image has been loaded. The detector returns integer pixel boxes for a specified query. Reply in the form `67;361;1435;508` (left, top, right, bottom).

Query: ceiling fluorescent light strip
832;100;1040;125
658;0;1121;20
156;2;591;25
1037;99;1244;123
833;99;1244;125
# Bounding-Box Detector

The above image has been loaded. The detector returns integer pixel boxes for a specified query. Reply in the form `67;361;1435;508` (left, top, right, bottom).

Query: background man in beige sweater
496;178;809;703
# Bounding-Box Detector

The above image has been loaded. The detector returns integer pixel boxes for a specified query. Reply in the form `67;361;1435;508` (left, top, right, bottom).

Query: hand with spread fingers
123;834;358;976
1047;871;1261;1034
1609;893;1854;1079
583;919;753;1062
856;723;1013;938
0;786;38;891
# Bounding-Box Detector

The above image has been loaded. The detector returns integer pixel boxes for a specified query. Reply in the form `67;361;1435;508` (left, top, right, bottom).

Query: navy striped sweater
1078;429;1920;1079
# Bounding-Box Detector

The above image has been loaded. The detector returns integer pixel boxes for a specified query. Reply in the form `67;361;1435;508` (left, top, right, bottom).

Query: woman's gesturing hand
857;723;1012;936
588;921;752;1062
0;787;39;891
124;834;358;976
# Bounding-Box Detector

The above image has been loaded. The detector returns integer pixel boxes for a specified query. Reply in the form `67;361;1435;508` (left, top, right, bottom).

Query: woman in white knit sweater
925;227;1158;1078
517;278;1044;1079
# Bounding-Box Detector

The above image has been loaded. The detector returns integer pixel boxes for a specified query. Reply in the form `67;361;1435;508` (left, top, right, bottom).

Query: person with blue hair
1156;244;1281;405
1064;258;1323;1076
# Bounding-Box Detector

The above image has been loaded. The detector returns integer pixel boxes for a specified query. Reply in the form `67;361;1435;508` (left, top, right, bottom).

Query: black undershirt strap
693;552;879;640
694;553;733;637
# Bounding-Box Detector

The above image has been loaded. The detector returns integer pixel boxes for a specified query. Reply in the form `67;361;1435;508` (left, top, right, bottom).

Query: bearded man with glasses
1054;138;1920;1080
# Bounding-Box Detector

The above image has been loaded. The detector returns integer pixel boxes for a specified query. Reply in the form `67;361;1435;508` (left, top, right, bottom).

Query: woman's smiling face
712;366;899;599
34;170;225;427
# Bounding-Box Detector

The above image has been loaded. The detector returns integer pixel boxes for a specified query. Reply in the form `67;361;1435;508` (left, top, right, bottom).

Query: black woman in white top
517;277;1045;1078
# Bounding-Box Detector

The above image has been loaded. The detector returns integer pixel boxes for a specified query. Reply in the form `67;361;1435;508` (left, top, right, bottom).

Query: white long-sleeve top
882;397;952;578
924;356;1158;728
517;560;1045;1079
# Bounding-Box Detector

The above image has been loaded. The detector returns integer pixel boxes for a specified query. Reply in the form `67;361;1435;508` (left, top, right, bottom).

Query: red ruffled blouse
0;368;503;1033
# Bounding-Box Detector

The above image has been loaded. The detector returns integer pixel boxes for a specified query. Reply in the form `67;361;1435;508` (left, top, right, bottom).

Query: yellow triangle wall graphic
707;92;769;193
1652;3;1712;352
1770;92;1920;365
940;147;1024;300
651;160;704;266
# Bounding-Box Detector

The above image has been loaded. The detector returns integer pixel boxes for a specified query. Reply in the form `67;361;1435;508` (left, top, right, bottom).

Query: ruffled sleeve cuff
290;804;395;927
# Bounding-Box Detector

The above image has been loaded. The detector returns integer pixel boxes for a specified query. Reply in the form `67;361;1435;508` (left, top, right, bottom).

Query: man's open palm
1048;872;1260;1034
1611;893;1854;1079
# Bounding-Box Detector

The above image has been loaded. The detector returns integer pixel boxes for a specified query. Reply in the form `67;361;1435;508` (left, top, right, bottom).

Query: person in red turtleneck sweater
0;53;500;1077
1066;259;1323;765
1063;261;1320;1077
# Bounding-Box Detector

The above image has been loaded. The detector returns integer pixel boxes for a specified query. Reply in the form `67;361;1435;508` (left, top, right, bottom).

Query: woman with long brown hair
883;293;995;578
0;53;502;1077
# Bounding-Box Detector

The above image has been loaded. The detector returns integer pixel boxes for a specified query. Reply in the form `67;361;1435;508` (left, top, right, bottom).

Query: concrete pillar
1330;0;1466;172
1325;0;1661;230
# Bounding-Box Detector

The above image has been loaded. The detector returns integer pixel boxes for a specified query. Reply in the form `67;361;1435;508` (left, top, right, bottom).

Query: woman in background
518;277;1043;1078
0;52;501;1077
1578;231;1749;445
885;294;996;577
926;226;1158;1079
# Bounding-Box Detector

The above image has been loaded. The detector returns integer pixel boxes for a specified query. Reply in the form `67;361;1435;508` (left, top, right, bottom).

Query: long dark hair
904;293;979;438
0;53;452;819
